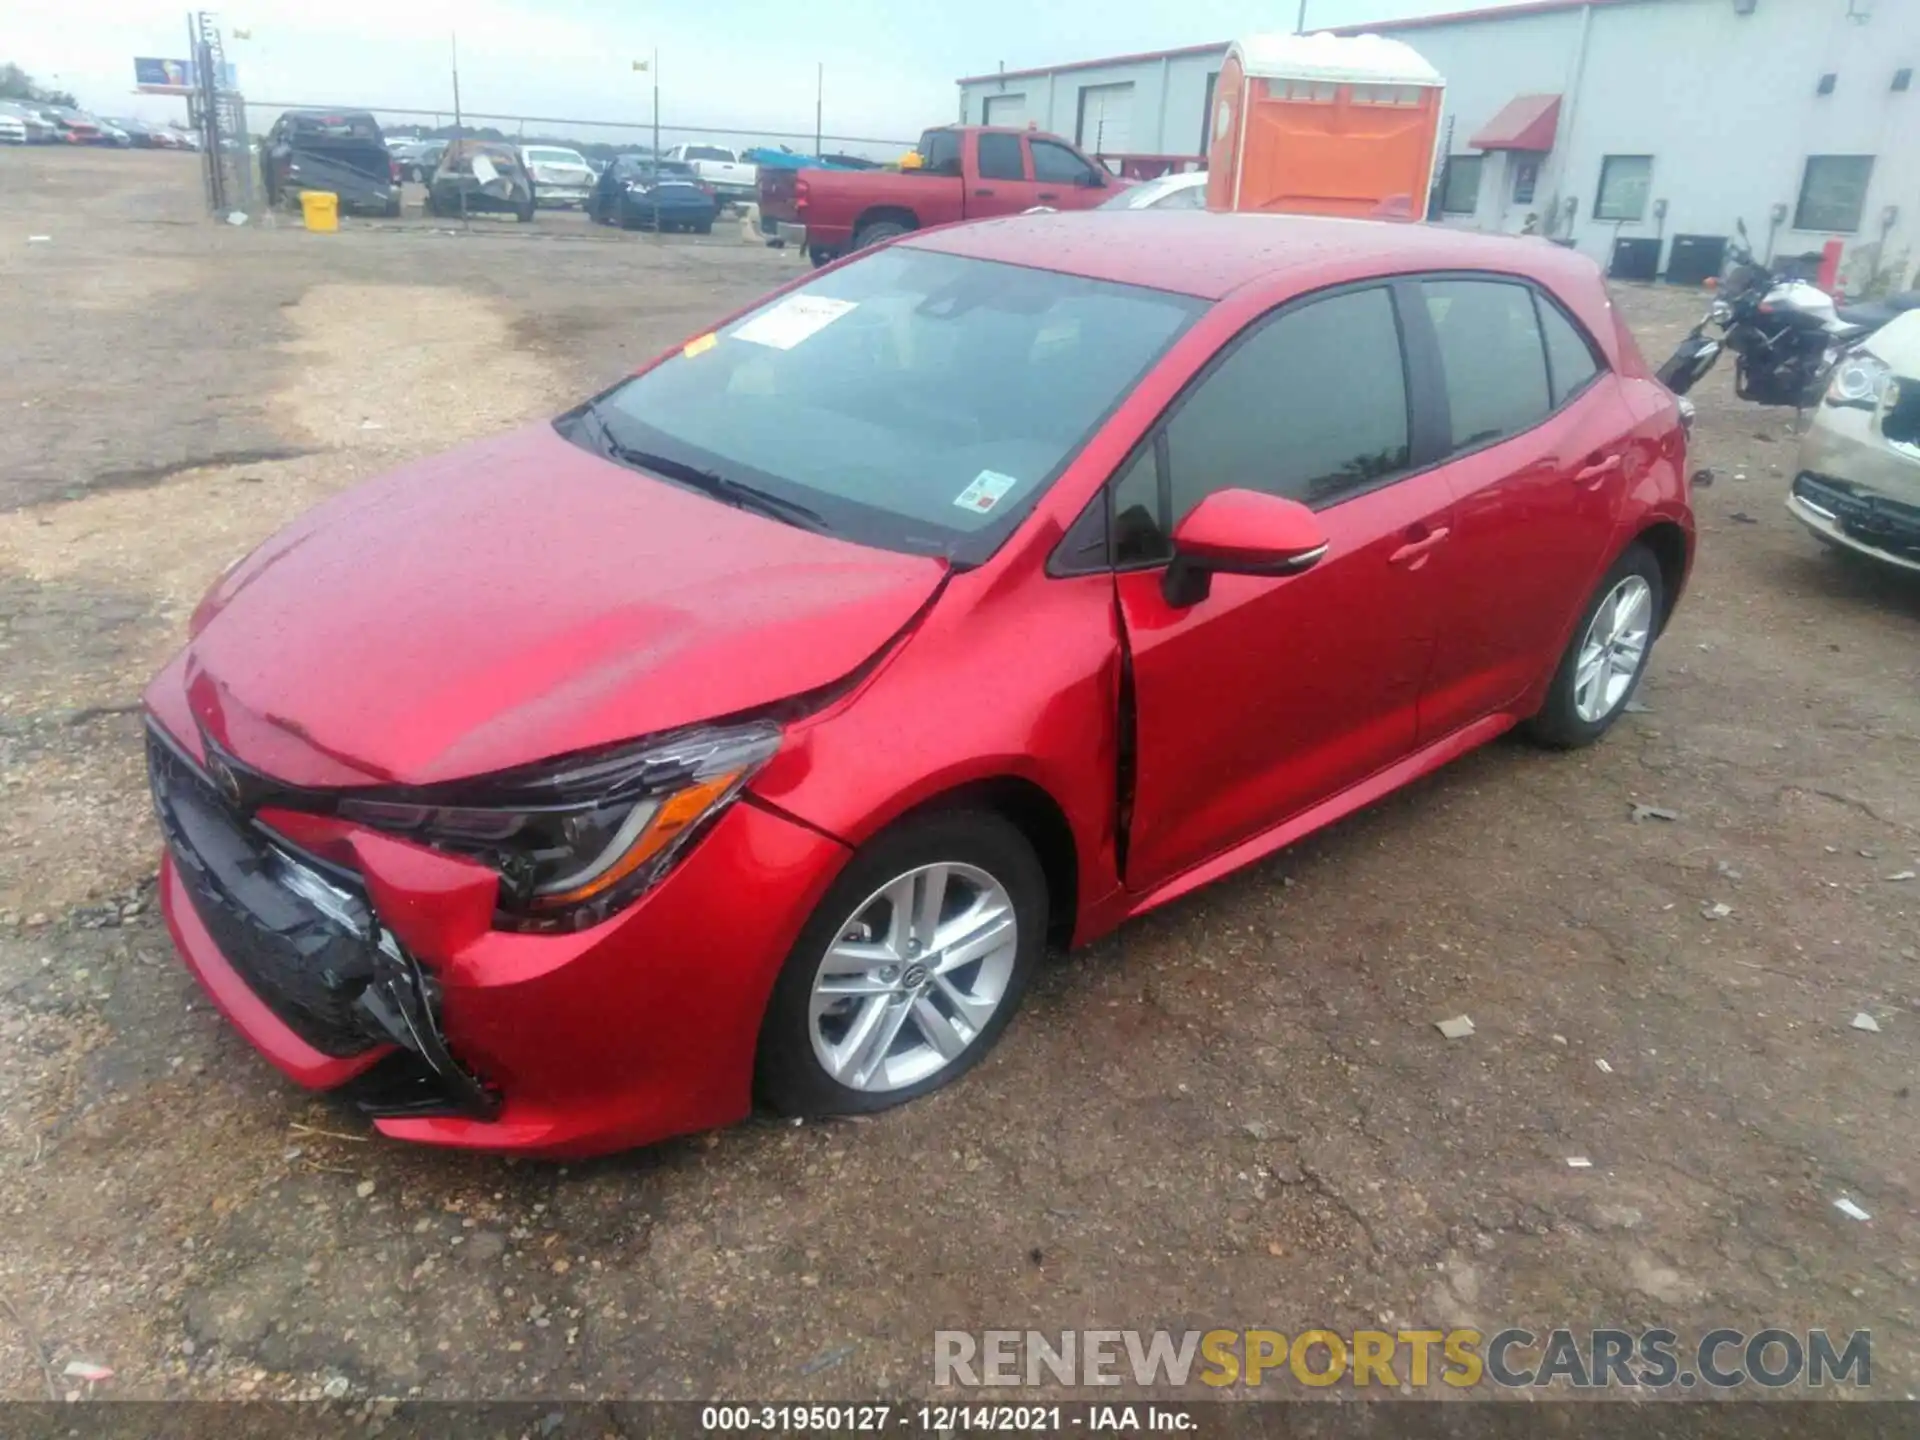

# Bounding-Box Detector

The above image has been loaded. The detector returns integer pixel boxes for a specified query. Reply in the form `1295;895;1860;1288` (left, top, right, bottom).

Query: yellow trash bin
299;190;339;232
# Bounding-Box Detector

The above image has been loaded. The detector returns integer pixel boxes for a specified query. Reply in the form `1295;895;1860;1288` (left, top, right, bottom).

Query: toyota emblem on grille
207;753;245;807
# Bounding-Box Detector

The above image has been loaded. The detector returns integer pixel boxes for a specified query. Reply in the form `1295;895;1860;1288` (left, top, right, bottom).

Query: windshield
526;148;586;166
576;247;1203;563
684;146;733;161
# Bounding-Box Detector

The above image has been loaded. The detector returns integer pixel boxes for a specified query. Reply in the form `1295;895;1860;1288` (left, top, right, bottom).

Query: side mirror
1162;489;1328;607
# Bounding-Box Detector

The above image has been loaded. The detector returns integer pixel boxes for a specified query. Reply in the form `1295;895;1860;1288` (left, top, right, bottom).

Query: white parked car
1789;308;1920;574
1098;170;1209;211
518;145;597;208
0;109;27;145
661;143;756;204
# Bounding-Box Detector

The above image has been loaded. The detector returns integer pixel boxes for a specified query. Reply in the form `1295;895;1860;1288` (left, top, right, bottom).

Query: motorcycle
1656;219;1920;409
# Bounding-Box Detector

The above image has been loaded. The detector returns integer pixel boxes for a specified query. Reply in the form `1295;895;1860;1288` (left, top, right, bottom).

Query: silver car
519;145;597;208
1789;308;1920;574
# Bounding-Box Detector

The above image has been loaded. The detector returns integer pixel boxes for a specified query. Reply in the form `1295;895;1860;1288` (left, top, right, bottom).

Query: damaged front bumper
149;723;498;1120
144;702;851;1156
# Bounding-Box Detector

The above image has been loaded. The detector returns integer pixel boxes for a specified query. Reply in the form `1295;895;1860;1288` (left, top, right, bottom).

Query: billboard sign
134;57;237;94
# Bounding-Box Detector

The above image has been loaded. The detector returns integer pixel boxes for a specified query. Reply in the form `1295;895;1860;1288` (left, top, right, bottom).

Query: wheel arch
1631;518;1692;630
842;776;1080;951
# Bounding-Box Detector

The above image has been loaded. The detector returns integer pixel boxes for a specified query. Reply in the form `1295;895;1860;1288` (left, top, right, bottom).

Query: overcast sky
15;0;1541;144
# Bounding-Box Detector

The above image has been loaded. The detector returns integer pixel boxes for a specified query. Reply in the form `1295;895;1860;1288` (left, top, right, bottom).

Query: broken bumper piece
149;722;497;1121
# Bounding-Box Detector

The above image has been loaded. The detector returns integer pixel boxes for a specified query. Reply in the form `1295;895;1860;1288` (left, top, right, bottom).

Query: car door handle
973;187;996;197
1389;526;1451;566
1576;454;1623;488
1037;191;1060;201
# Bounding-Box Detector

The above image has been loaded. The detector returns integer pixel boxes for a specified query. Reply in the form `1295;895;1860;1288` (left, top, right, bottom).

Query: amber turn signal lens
531;770;742;909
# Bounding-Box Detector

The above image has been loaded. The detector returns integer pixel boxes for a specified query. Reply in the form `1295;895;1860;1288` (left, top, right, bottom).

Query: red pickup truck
759;125;1124;265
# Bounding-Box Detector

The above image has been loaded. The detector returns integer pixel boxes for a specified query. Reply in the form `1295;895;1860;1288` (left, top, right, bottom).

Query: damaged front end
147;722;499;1121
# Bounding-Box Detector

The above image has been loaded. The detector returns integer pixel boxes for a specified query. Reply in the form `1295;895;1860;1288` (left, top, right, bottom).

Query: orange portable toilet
1207;32;1444;219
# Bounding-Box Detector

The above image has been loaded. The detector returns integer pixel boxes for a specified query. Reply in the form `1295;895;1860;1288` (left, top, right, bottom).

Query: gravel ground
0;147;1917;1405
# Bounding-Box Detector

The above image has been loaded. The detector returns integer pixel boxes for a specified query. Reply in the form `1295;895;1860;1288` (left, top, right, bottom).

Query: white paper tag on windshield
733;295;857;350
953;470;1018;515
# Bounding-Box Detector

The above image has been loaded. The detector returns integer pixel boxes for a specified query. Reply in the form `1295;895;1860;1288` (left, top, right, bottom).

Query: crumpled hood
167;423;946;787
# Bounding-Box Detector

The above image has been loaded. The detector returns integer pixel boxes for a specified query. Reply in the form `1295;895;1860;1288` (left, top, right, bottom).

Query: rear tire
851;218;911;250
694;219;713;235
808;245;837;268
756;810;1046;1118
384;196;402;219
515;201;535;223
1524;543;1664;749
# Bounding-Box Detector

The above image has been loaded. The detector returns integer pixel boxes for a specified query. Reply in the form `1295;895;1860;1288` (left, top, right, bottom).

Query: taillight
794;176;809;212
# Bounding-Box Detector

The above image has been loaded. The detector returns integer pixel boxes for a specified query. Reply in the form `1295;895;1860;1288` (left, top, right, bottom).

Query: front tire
1525;543;1664;748
756;810;1046;1117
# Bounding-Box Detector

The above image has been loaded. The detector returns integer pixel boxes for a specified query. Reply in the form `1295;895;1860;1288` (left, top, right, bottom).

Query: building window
1201;71;1218;156
1795;155;1874;232
1511;157;1539;206
1594;155;1653;222
1440;155;1482;214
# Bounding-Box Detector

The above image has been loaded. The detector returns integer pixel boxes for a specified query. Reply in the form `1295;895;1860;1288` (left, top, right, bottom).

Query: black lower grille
147;725;384;1058
1794;473;1920;557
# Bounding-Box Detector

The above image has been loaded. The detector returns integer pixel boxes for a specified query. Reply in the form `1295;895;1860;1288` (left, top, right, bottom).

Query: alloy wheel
1573;574;1653;722
807;862;1019;1093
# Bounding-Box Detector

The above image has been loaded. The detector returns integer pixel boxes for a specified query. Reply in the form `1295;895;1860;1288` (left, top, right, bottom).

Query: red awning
1470;94;1561;152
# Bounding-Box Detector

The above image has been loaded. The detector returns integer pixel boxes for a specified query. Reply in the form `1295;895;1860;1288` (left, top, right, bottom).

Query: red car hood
164;423;946;787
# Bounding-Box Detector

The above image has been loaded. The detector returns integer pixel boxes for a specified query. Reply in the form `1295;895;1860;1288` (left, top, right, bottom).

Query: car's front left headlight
1826;352;1890;409
339;721;782;933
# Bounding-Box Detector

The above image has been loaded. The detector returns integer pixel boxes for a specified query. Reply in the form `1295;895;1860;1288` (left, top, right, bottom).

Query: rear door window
1421;279;1552;452
976;132;1025;181
1536;296;1603;405
919;129;963;176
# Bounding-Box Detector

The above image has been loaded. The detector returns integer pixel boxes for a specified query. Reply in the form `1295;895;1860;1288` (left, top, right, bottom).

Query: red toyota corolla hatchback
145;212;1692;1156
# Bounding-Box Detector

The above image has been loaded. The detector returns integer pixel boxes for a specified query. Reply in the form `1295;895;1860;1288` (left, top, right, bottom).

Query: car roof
905;210;1606;305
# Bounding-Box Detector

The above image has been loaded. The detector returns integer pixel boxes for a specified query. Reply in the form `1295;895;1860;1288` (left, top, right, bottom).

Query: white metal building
955;0;1918;290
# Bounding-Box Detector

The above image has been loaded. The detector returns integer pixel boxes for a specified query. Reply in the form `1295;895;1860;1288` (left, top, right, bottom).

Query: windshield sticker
733;295;857;350
682;332;718;359
953;470;1018;515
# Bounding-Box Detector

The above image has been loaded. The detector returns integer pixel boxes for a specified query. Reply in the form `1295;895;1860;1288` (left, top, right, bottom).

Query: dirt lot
1;146;1917;1404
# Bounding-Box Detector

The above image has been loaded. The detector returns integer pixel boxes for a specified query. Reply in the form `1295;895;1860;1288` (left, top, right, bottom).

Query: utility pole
814;62;823;158
651;46;660;160
451;31;467;226
1297;0;1309;33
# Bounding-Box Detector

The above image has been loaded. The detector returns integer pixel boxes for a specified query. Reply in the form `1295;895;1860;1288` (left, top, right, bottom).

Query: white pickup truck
661;144;756;205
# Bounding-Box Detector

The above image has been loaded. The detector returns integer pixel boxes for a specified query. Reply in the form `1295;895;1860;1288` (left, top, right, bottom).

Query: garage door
1075;82;1134;155
982;92;1027;127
